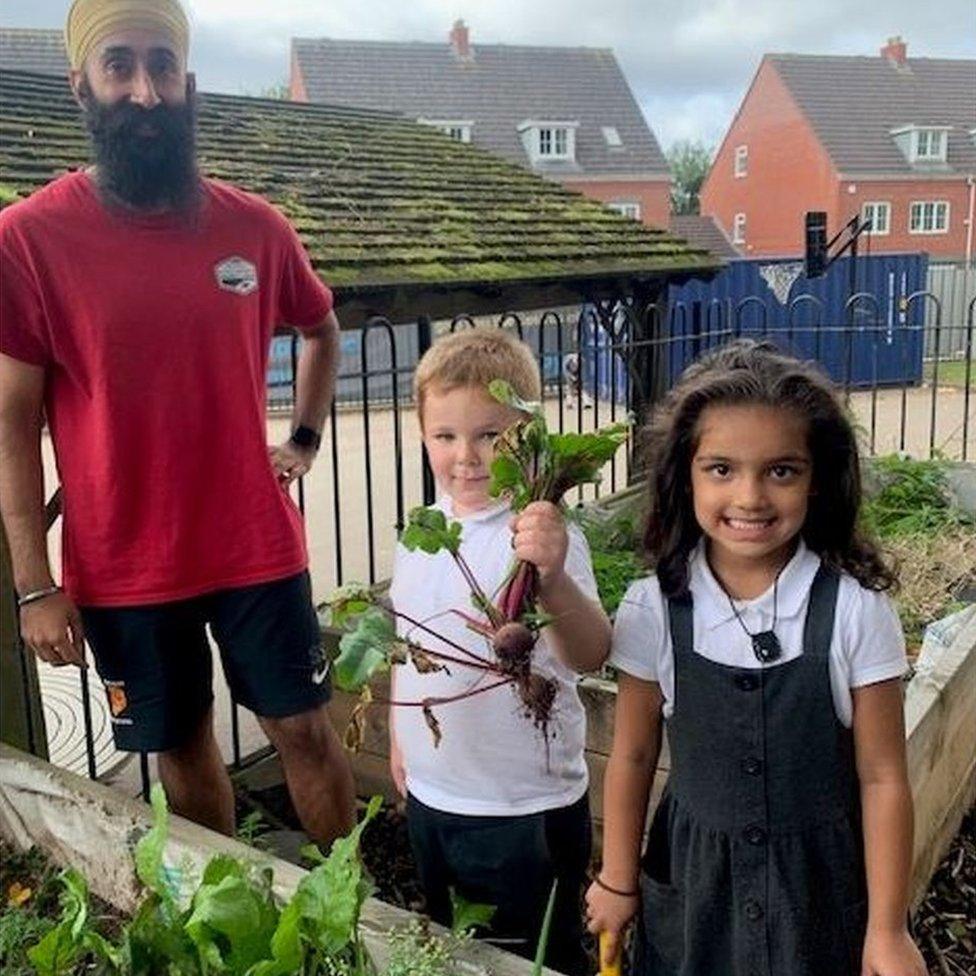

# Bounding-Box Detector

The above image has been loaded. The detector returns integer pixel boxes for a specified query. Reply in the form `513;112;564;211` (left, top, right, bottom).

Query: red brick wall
700;58;837;257
561;178;672;229
834;179;973;261
289;51;308;102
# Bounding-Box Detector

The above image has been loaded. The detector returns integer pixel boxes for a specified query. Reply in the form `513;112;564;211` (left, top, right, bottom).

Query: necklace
720;569;785;663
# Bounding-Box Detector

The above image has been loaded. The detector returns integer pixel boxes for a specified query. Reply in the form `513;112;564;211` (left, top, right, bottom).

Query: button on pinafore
634;566;867;976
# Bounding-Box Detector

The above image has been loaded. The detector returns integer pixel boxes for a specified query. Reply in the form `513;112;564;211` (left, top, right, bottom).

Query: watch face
290;426;321;449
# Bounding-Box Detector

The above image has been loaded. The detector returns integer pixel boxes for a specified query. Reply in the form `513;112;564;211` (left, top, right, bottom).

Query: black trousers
406;791;591;976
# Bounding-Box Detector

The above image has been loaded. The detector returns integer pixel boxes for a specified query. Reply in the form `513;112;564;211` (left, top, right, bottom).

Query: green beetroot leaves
400;507;463;556
26;787;393;975
334;608;398;693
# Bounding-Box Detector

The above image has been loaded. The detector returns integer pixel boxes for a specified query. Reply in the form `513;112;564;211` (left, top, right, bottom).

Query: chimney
449;19;471;59
880;36;907;66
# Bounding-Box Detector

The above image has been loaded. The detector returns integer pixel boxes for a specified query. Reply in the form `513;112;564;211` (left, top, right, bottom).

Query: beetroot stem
392;610;497;669
376;677;514;708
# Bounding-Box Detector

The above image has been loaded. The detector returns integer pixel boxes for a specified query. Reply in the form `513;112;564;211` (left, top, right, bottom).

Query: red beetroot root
492;621;536;677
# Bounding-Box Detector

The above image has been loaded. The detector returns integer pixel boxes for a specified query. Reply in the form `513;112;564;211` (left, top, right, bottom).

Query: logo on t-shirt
214;256;258;296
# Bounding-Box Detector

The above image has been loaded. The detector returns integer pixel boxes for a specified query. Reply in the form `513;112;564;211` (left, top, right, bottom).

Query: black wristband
289;425;322;451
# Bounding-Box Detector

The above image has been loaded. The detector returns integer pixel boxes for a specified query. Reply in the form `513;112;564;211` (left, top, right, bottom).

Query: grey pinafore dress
634;565;868;976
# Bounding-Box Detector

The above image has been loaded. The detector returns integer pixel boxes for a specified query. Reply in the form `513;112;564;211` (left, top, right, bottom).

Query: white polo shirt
610;540;907;727
390;497;600;816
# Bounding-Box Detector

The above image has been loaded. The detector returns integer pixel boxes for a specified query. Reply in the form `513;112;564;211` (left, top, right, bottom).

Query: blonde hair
414;327;541;414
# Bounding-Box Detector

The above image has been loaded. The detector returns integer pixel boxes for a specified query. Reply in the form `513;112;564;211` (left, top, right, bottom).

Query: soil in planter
915;804;976;976
0;839;124;975
235;781;426;913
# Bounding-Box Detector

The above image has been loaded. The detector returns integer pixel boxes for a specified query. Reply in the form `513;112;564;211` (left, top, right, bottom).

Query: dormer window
539;127;568;157
518;120;578;164
915;129;944;159
890;125;950;165
418;118;472;143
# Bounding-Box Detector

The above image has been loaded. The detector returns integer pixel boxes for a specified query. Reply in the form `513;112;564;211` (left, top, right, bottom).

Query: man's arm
0;353;84;665
269;310;341;485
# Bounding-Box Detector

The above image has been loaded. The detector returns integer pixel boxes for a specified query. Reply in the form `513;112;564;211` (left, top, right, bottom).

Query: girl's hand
510;501;568;583
584;879;638;968
861;927;927;976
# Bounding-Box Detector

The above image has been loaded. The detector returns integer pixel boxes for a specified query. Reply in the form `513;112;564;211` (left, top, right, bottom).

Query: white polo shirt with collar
609;539;907;727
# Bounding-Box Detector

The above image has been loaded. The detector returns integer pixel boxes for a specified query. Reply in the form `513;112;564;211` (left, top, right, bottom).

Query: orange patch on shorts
107;684;128;716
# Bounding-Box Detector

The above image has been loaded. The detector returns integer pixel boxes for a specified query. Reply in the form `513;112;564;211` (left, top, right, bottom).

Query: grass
924;359;975;389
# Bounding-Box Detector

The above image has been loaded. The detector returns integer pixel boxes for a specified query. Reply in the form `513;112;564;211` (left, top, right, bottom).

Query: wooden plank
0;744;559;976
903;611;976;905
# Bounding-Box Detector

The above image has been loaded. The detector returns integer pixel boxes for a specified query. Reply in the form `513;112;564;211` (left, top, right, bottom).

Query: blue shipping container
666;253;928;388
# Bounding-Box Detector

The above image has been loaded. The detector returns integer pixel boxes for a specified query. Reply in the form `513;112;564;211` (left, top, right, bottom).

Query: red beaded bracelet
592;874;639;898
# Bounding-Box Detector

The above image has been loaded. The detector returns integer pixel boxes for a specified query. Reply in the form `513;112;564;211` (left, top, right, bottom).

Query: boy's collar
438;495;510;522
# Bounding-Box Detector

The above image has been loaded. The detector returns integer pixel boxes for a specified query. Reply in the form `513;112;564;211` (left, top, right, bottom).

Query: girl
586;341;926;976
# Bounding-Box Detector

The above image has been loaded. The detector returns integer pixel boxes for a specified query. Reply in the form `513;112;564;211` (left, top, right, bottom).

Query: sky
4;0;975;152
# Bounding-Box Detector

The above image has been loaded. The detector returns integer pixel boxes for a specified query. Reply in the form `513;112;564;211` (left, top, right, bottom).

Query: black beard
80;85;199;212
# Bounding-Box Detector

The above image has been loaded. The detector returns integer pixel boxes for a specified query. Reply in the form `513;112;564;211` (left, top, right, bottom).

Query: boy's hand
861;927;926;976
511;501;568;583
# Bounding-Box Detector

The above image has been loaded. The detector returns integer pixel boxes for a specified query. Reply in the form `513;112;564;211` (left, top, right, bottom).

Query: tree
667;140;714;215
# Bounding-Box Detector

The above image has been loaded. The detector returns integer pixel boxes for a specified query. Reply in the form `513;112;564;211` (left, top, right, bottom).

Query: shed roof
0;68;716;318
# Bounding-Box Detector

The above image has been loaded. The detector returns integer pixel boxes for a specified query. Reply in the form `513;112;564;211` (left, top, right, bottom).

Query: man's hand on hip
20;592;86;667
269;441;317;486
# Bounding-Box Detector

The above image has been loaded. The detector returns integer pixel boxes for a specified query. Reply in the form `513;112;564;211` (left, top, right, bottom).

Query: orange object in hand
599;930;622;976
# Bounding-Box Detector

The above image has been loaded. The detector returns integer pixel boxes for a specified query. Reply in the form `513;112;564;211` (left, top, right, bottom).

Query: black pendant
751;631;782;663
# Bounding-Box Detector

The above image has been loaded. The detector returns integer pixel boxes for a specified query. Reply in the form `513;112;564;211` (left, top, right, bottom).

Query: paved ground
36;382;974;790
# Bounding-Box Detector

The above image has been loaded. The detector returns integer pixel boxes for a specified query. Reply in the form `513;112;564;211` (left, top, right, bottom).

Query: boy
389;328;611;975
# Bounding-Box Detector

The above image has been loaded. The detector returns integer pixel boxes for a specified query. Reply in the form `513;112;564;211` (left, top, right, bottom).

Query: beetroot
492;621;536;676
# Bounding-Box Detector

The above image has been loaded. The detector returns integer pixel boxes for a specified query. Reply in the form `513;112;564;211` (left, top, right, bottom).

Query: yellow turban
65;0;190;71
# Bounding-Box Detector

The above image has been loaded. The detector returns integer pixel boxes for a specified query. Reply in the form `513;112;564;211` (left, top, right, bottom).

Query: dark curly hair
642;339;896;596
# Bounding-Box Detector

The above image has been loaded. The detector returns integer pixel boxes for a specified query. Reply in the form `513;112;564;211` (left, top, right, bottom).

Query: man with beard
0;0;356;847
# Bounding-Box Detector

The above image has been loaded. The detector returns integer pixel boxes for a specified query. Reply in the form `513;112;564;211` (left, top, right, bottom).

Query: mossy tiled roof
0;69;718;292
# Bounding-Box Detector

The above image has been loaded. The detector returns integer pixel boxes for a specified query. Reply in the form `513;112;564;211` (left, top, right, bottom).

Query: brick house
700;38;976;263
290;20;672;228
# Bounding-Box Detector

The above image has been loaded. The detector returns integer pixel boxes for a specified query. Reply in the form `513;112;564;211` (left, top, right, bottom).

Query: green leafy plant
862;455;972;539
329;382;628;749
22;788;456;975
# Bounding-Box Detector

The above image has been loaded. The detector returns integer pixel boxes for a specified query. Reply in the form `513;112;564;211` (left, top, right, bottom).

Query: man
0;0;355;846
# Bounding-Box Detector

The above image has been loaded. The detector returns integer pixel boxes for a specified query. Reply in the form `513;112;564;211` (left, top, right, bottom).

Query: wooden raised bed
0;743;558;976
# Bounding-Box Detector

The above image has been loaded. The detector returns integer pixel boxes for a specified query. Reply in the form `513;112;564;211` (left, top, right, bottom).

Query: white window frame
517;119;578;164
607;201;641;220
734;145;748;178
861;201;891;236
732;212;746;244
602;126;623;147
539;126;570;158
417;118;473;143
908;200;950;235
890;125;950;164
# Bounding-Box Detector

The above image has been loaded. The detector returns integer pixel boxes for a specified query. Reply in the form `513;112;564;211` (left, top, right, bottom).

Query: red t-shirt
0;172;334;606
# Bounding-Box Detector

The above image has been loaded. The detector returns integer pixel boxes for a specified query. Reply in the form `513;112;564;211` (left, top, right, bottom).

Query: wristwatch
289;425;322;451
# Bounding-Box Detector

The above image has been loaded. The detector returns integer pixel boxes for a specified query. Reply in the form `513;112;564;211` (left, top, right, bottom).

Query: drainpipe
966;175;975;270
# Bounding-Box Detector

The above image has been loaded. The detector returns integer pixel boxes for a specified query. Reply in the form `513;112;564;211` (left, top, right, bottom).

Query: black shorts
406;792;591;976
81;571;330;753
